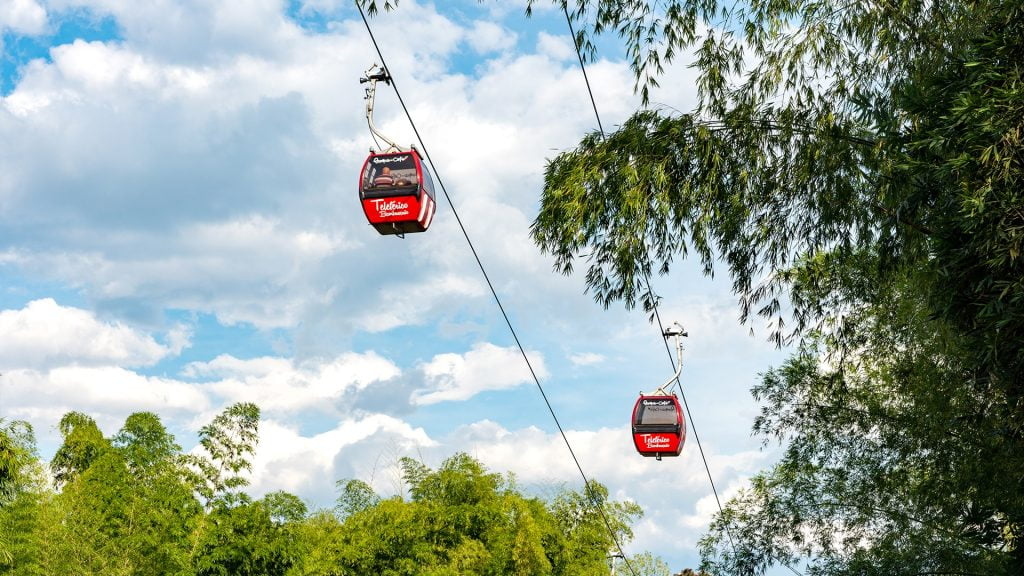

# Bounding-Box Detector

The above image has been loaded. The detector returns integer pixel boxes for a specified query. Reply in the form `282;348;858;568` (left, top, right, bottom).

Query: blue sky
0;0;791;570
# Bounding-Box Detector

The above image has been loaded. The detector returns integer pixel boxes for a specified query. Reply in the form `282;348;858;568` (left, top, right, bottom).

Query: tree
334;478;380;519
114;411;181;476
328;453;648;576
623;551;671;576
112;412;201;575
192;495;300;576
0;420;41;508
187;402;260;507
3;408;664;576
263;490;308;525
549;479;642;576
516;0;1023;573
0;420;50;572
50;412;110;489
28;411;202;576
284;510;347;576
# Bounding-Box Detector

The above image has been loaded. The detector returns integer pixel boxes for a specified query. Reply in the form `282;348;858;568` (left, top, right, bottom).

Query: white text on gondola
372;199;411;217
641;434;672;448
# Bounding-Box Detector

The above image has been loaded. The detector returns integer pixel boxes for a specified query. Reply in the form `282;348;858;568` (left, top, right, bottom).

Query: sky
0;0;792;570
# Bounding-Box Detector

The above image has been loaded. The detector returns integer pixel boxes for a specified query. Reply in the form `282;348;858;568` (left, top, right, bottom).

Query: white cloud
187;351;401;414
0;0;646;335
353;272;487;333
52;40;160;90
535;31;574;61
569;352;604;366
449;419;757;488
0;299;177;370
414;342;546;405
0;0;47;35
466;20;516;54
1;218;358;328
0;366;210;423
247;414;436;501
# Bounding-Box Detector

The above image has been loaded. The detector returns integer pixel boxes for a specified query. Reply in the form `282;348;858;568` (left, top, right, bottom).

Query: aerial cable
561;3;604;137
355;3;637;572
556;8;817;576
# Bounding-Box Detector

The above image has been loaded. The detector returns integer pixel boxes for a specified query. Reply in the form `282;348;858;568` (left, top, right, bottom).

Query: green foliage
330;453;647;576
549;480;642;576
114;411;181;476
624;551;672;576
0;421;47;572
263;491;308;524
2;412;661;576
700;319;1017;574
192;497;298;576
50;412;110;489
32;412;201;576
334;478;379;519
0;406;272;576
0;419;36;506
530;0;1021;349
187;402;260;507
284;511;346;576
507;499;552;576
356;0;400;17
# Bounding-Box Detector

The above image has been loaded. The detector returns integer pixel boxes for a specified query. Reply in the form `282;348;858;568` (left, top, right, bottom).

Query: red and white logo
641;434;672;449
372;199;411;217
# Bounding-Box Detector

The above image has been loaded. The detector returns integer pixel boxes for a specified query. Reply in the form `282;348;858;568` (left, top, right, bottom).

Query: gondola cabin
631;395;685;459
359;150;436;235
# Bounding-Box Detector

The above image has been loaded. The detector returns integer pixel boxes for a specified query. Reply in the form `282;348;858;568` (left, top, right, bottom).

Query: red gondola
357;65;437;236
631;323;688;460
358;149;436;235
631;394;685;459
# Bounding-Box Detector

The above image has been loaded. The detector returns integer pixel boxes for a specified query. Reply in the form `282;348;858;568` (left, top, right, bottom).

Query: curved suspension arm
652;322;687;395
360;63;401;152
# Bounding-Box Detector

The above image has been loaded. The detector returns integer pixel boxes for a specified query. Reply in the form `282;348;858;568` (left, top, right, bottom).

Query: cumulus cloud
186;351;401;414
0;0;47;35
0;298;179;370
0;0;646;336
0;0;712;341
0;365;210;424
413;342;546;405
466;20;516;54
352;272;487;333
447;419;766;489
247;414;436;503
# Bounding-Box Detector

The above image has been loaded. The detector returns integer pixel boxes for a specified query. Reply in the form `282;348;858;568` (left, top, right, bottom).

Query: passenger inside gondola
363;157;417;192
373;166;395;187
